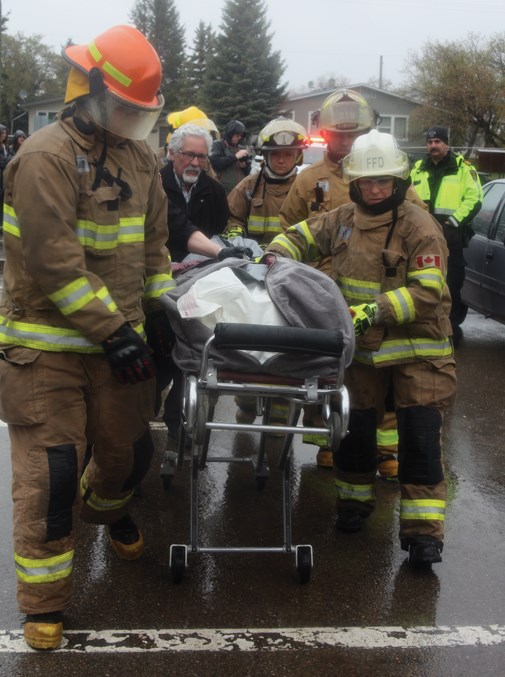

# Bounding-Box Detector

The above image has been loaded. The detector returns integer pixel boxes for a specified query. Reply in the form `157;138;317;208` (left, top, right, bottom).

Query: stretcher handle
213;323;344;358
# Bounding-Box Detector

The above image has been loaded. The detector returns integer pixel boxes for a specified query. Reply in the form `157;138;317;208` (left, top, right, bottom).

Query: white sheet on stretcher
176;266;286;364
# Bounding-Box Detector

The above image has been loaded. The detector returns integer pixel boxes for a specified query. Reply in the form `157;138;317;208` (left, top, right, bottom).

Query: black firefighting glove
217;245;253;261
102;323;156;384
144;310;175;368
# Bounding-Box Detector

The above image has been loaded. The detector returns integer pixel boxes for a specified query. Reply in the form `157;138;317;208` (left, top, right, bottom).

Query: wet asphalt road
1;309;505;676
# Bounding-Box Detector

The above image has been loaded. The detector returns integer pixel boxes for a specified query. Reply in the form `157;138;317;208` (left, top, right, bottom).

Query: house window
378;116;391;134
393;117;407;141
377;116;408;141
309;109;320;131
35;111;58;131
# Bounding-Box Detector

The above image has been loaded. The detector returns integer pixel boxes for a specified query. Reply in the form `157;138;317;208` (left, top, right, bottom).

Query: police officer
0;25;174;650
266;130;456;568
410;126;483;346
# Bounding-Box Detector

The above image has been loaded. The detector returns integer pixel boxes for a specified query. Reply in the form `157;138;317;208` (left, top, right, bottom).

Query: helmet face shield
82;88;164;140
319;89;376;133
322;100;374;132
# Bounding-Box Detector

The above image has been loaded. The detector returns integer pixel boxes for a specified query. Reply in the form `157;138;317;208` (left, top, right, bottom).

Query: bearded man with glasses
156;123;250;441
160;124;231;263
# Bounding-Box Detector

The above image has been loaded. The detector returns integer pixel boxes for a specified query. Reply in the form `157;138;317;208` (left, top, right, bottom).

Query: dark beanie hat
426;126;448;144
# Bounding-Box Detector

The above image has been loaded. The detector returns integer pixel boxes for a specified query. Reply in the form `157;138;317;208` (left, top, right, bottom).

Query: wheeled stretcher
159;257;354;584
166;321;350;585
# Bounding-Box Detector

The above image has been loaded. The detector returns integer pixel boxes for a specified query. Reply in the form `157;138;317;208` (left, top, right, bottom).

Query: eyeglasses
178;150;208;162
356;177;393;189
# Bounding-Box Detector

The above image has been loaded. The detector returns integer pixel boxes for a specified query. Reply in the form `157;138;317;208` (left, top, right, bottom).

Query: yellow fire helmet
256;117;309;152
319;88;376;134
165;106;220;142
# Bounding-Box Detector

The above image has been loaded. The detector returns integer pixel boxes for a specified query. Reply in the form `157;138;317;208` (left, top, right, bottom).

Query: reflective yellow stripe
76;216;146;250
48;277;96;316
337;275;381;304
80;471;133;512
377;428;399;447
96;286;119;312
247;216;282;236
14;550;74;584
2;204;20;237
102;60;132;88
144;274;175;300
88;40;103;63
302;433;329;446
335;478;374;502
270;401;288;418
385;288;415;324
88;40;132;88
270;234;303;261
400;498;446;521
290;221;320;259
354;337;453;365
407;268;445;294
0;316;144;352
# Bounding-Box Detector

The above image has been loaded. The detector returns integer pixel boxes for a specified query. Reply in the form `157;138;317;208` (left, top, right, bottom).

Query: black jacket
209;139;251;194
160;161;230;262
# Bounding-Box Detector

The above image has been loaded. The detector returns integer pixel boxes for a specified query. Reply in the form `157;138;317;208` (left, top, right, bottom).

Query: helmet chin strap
326;150;346;165
349;178;410;215
262;162;298;181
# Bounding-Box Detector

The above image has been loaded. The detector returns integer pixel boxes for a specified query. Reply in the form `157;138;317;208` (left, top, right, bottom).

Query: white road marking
1;626;505;653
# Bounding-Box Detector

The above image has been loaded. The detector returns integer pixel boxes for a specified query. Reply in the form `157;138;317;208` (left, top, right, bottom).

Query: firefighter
225;117;308;427
280;89;418;472
226;117;309;246
410;126;483;346
279;89;378;229
0;25;174;650
266;130;456;568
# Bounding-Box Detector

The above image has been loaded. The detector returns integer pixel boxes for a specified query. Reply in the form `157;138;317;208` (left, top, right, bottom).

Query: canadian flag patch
416;254;440;269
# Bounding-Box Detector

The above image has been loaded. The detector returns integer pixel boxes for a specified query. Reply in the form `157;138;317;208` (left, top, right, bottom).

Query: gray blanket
159;257;355;378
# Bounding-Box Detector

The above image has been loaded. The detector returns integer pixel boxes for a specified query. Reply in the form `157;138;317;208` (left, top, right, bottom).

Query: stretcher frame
166;322;350;584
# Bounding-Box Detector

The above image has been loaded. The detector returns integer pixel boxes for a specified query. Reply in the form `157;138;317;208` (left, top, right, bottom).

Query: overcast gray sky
5;0;504;92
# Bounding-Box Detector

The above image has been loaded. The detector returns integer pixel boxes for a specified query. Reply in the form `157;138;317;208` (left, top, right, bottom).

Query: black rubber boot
407;537;443;569
109;514;144;560
335;509;365;533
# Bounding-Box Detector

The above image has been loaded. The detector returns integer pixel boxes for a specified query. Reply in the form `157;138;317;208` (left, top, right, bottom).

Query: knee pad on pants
122;429;154;491
334;408;377;473
46;444;78;542
397;406;443;485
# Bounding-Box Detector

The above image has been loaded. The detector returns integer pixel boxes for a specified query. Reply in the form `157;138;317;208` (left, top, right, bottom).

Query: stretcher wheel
170;545;187;584
160;451;177;492
296;545;313;585
328;411;342;453
256;476;267;491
